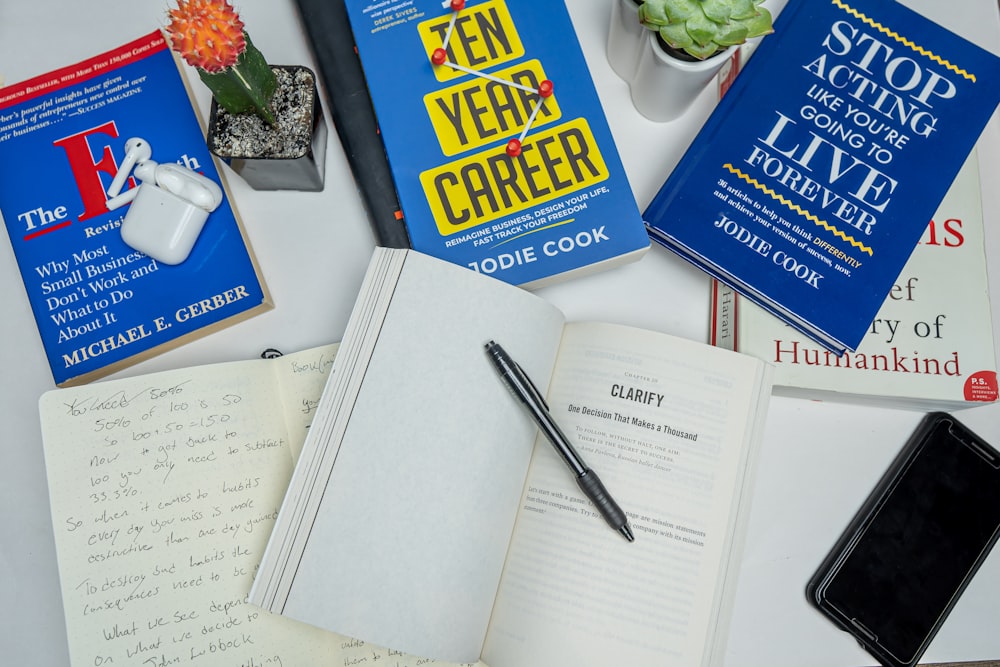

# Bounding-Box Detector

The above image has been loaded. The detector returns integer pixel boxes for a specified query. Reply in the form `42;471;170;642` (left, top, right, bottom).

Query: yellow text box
425;60;561;156
419;0;524;82
420;117;609;236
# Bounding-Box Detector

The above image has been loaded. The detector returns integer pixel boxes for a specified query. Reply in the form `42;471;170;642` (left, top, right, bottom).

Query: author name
714;213;824;288
61;285;252;368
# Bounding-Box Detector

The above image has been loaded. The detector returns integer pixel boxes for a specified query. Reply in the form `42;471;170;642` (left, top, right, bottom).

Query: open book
37;344;480;667
251;248;774;667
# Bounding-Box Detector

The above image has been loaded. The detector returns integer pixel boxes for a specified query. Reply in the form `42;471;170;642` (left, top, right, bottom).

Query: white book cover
712;151;998;410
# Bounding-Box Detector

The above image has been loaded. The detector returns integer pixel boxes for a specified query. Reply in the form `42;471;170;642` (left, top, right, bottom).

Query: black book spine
293;0;411;249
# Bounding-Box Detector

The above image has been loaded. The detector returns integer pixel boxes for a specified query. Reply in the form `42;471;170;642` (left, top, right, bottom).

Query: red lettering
51;121;122;223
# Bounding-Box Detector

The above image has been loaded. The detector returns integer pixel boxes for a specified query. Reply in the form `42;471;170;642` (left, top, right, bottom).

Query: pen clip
514;361;549;413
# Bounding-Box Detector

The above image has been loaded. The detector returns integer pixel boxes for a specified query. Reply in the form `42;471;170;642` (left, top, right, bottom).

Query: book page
272;344;340;462
483;322;770;667
39;345;351;667
262;249;567;663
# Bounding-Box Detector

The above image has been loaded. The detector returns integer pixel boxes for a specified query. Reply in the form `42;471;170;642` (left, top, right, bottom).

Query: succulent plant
165;0;277;125
638;0;773;61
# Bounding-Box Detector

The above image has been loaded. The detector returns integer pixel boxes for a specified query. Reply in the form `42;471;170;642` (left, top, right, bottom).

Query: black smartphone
806;412;1000;667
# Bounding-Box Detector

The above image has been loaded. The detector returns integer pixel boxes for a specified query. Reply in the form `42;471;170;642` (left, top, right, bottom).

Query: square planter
207;64;328;191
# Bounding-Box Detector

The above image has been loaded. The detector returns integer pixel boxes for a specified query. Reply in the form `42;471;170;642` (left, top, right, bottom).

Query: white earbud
153;163;223;212
107;137;153;198
106;157;158;210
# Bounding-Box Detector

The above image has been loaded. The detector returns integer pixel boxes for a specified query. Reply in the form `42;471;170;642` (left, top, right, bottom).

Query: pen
485;340;635;543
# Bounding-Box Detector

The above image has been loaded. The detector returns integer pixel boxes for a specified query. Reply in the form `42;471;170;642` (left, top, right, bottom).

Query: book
642;0;1000;354
0;31;271;387
341;0;650;288
250;247;773;667
292;0;411;249
711;149;999;409
37;342;485;667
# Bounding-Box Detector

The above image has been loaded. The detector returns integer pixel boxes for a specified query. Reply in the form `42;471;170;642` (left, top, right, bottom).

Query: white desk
1;2;998;666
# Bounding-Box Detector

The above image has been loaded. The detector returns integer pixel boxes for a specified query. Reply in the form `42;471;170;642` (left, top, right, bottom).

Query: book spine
710;280;738;352
292;0;410;249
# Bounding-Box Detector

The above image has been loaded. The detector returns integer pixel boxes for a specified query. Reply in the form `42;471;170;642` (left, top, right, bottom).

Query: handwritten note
39;344;484;667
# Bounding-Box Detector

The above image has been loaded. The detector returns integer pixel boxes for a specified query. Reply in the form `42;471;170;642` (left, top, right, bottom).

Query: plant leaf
728;0;760;21
685;13;718;47
659;23;696;49
743;7;774;38
701;0;733;24
685;40;724;59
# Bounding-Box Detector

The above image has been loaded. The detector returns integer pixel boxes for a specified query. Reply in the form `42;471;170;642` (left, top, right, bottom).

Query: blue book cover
344;0;650;288
643;0;1000;354
0;31;272;386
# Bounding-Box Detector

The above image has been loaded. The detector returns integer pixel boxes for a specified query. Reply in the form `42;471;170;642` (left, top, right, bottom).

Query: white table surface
1;1;998;666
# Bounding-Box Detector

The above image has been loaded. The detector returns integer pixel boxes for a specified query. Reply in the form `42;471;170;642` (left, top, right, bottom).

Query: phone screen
809;414;1000;667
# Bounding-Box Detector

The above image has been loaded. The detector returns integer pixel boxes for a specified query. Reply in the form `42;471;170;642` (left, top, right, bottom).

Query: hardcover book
342;0;650;288
643;0;1000;354
0;31;271;386
711;150;999;409
251;248;772;667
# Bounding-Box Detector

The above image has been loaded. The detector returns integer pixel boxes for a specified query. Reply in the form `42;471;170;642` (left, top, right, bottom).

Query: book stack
711;150;998;409
643;0;1000;354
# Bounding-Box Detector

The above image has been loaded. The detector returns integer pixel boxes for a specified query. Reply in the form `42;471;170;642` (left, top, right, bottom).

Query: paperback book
643;0;1000;354
251;248;772;667
711;150;998;409
0;31;271;386
343;0;650;288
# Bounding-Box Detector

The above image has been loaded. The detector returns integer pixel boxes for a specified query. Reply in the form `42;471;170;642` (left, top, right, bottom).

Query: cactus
165;0;277;125
638;0;773;60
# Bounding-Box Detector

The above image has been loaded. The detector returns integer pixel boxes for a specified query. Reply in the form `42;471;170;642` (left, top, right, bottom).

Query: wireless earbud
153;163;223;212
107;137;153;198
104;136;224;265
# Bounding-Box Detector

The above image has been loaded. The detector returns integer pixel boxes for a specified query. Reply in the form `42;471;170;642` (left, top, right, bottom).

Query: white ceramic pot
606;0;645;82
629;32;737;123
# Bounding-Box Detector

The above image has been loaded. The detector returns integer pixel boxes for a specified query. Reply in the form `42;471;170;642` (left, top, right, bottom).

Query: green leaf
728;0;760;21
685;40;723;59
743;7;774;38
700;0;733;24
663;0;701;22
659;23;695;49
715;23;750;45
685;13;717;47
638;3;669;28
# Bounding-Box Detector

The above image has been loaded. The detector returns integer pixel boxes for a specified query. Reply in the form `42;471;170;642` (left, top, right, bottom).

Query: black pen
485;340;634;543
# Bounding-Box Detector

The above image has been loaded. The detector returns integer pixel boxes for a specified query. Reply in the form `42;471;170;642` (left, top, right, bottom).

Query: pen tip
620;524;635;543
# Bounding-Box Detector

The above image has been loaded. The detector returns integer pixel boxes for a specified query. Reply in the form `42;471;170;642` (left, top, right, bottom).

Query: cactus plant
638;0;773;61
165;0;278;125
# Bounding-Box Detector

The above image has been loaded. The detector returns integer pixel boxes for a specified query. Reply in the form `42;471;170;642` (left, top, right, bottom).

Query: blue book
343;0;650;288
0;32;272;386
643;0;1000;354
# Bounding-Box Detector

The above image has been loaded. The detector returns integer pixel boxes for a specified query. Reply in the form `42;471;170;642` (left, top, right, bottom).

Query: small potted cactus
616;0;773;122
165;0;327;191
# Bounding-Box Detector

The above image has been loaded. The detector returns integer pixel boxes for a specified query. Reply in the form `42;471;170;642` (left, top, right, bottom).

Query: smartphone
806;412;1000;667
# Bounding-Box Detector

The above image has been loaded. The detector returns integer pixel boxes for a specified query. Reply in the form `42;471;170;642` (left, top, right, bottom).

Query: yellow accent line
831;0;976;82
493;219;575;247
723;164;874;256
